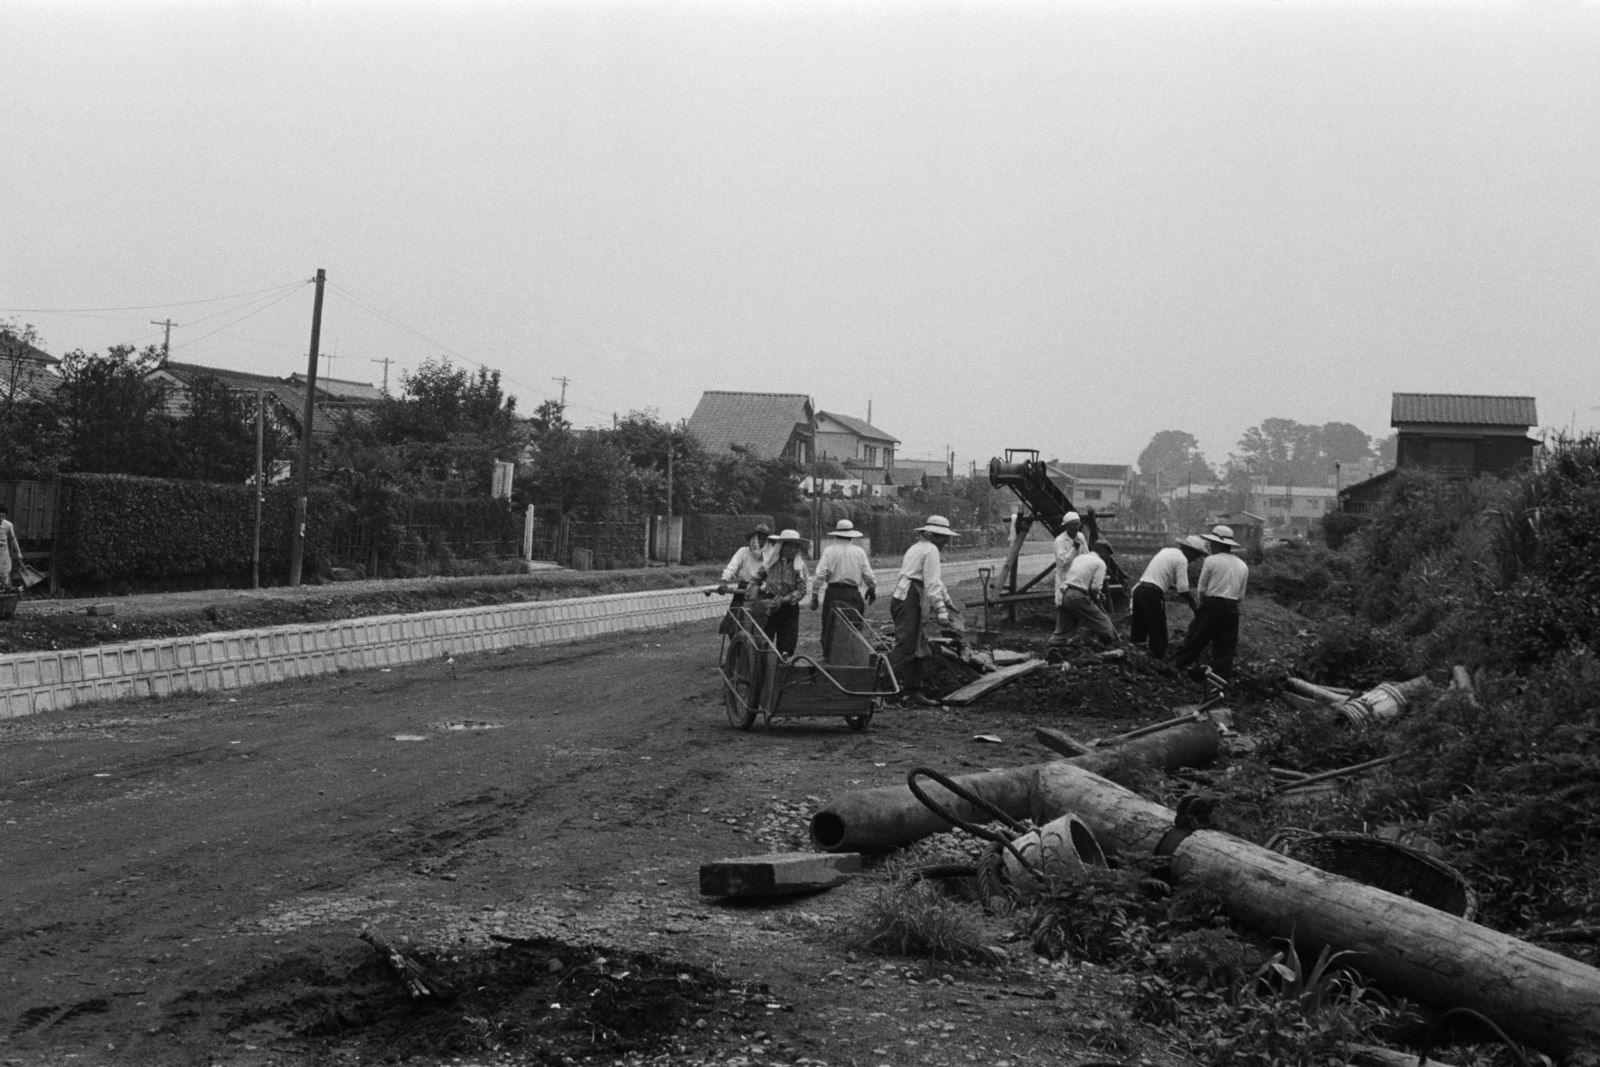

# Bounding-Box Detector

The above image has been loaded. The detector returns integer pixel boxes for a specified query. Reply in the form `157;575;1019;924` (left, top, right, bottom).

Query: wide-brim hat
770;528;809;545
1176;534;1208;553
1202;524;1241;548
916;515;958;538
828;519;864;539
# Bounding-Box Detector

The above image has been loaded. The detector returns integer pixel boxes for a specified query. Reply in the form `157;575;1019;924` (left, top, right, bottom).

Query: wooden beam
941;659;1046;706
699;852;862;898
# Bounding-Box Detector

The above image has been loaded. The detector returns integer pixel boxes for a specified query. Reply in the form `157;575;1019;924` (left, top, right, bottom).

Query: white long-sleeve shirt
1062;552;1107;596
720;546;766;587
811;541;876;595
1053;529;1089;605
1196;552;1249;603
892;540;949;609
1137;547;1192;597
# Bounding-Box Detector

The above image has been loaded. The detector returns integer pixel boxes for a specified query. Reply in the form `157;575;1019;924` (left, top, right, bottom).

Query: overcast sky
4;0;1597;473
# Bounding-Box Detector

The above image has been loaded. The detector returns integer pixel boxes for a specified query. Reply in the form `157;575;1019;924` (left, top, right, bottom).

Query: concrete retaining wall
0;559;1012;720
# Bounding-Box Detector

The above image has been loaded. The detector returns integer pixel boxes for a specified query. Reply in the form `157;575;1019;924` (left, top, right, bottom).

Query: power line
170;285;309;352
0;280;311;315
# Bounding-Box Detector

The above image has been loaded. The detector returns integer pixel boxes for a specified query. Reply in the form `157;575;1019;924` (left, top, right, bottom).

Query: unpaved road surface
0;579;1277;1066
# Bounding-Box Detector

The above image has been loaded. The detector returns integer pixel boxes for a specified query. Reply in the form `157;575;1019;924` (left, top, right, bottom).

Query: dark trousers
889;583;926;694
1172;598;1240;679
820;583;866;661
1129;583;1171;657
763;601;800;658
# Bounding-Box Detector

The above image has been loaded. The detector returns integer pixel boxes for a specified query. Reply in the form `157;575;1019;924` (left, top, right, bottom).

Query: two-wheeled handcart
717;604;899;731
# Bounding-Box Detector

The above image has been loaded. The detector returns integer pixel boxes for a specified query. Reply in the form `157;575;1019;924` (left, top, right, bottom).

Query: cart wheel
723;641;758;730
845;714;871;732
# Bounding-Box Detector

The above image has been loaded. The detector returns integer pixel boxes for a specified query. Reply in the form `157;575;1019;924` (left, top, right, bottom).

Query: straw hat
916;515;958;538
770;528;808;544
1176;534;1208;553
1202;524;1241;548
828;519;864;539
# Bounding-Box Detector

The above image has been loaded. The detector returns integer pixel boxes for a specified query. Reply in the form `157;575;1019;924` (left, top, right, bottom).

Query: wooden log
699;852;862;897
942;658;1047;706
808;719;1220;853
1034;726;1094;757
1286;677;1348;703
1030;762;1600;1058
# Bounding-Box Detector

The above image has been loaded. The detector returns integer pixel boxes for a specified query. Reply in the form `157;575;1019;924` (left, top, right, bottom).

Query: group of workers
716;514;958;706
716;507;1245;705
1047;509;1248;681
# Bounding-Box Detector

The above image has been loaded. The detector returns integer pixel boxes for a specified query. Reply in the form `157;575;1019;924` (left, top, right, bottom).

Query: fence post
522;505;535;561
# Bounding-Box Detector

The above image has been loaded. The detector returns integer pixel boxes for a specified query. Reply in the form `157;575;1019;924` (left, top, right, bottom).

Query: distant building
1248;483;1338;533
686;391;815;464
149;361;383;439
814;411;898;478
1048;462;1135;510
895;457;953;489
1340;393;1540;513
0;333;60;405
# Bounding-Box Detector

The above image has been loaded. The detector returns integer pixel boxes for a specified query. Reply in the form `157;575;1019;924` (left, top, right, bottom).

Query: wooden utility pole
370;356;394;393
288;268;326;587
253;391;265;589
664;441;674;566
551;376;571;405
150;318;177;361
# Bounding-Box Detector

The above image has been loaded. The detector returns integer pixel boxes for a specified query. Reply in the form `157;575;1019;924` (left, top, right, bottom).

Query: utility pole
288;268;326;587
253;391;265;589
552;376;571;405
150;318;177;361
370;356;394;393
665;441;674;566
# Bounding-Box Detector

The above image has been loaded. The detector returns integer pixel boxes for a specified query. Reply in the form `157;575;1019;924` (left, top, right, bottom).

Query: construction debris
940;658;1047;706
359;926;457;999
698;851;861;898
1030;761;1600;1058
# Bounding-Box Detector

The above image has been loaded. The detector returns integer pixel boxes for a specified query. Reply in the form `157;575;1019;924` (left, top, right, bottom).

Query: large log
1031;762;1600;1058
808;719;1220;853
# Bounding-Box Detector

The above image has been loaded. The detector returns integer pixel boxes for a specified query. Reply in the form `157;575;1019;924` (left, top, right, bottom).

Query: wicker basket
1265;829;1477;920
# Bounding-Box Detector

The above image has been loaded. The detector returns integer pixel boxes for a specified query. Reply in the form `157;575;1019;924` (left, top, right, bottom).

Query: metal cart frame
717;605;899;731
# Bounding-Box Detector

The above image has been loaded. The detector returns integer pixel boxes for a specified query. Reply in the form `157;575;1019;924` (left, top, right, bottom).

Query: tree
1233;418;1376;490
0;320;67;479
365;356;528;494
172;373;292;483
55;345;177;476
1137;431;1215;493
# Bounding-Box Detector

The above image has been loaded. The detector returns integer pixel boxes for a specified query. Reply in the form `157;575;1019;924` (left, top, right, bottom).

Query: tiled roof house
1340;392;1541;513
151;361;382;438
0;334;61;404
1048;462;1135;509
815;410;898;484
686;391;815;464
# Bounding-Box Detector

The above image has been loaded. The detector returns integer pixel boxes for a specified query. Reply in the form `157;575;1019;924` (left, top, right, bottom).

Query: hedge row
681;514;774;565
57;473;341;589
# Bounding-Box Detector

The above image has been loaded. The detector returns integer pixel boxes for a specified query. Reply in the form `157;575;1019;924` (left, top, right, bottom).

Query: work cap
1062;511;1081;525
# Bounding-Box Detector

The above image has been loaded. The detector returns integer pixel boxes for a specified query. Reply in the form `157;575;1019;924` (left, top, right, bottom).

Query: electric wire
0;280;309;315
172;284;309;352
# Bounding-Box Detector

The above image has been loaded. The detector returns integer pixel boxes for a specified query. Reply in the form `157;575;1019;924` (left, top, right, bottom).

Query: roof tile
1391;393;1537;427
687;391;814;459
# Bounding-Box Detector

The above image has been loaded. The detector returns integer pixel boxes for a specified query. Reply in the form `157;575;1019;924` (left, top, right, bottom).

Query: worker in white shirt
1172;525;1250;682
1051;511;1090;647
1130;534;1208;658
1047;540;1120;656
716;525;771;638
890;515;958;707
755;529;810;658
810;519;876;661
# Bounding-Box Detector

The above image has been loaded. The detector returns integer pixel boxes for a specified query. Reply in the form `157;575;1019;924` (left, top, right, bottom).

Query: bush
1318;510;1368;550
1250;543;1356;611
681;514;774;565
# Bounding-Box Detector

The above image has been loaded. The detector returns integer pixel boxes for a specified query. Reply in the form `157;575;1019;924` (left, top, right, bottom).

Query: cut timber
699;852;862;898
1030;762;1600;1058
942;659;1046;706
809;719;1219;853
1034;726;1093;757
990;649;1031;667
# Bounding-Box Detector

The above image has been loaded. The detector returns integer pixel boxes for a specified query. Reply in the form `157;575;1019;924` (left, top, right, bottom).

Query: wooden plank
940;658;1046;706
699;852;862;898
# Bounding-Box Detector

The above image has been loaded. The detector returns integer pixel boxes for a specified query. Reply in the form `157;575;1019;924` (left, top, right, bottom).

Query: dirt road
0;581;1223;1066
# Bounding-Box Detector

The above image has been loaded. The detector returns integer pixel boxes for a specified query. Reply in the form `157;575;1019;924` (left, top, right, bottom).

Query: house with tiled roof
1339;392;1541;513
150;361;382;439
1047;461;1135;510
1;332;61;404
685;391;815;464
815;410;898;484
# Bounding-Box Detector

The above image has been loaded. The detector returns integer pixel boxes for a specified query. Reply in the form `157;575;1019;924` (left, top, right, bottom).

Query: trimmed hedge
682;514;774;565
57;473;341;590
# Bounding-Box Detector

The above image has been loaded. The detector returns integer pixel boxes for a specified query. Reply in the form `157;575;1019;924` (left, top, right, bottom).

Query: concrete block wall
0;558;1012;720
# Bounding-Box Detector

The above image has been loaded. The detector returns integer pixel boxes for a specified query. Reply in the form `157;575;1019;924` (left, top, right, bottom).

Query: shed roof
816;410;899;444
1391;393;1537;427
686;391;814;459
